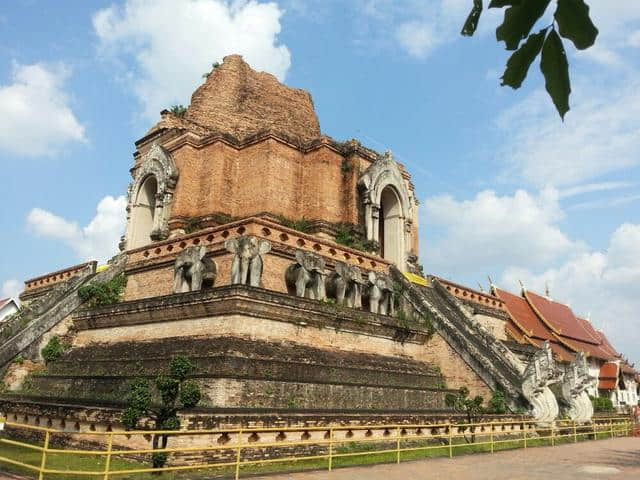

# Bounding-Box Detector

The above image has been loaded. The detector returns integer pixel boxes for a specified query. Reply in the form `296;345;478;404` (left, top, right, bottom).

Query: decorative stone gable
358;151;414;270
121;143;179;250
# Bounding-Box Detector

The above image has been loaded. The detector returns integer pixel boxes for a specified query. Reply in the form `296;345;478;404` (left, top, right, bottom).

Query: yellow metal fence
0;416;634;479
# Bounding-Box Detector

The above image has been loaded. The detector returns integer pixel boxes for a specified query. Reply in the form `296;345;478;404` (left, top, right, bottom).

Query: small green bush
278;216;312;233
591;395;614;412
334;224;379;253
41;336;69;364
488;389;508;414
169;105;187;117
78;274;127;307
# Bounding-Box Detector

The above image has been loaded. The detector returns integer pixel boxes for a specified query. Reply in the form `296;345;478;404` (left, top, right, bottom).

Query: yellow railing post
396;426;401;464
610;419;614;439
448;423;453;459
551;424;555;447
328;428;333;472
573;421;577;443
234;428;243;480
523;425;527;449
103;432;114;480
490;423;494;453
38;430;50;480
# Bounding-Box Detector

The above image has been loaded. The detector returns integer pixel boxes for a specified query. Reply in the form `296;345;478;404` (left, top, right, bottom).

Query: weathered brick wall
185;55;321;143
169;140;360;228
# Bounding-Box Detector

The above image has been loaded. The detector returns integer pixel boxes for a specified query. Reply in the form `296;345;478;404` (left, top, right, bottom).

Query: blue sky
1;1;639;363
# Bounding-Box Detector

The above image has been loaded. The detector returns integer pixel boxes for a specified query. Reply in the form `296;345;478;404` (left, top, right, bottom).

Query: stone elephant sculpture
365;271;395;316
285;250;327;301
326;262;366;308
225;236;272;287
173;245;217;293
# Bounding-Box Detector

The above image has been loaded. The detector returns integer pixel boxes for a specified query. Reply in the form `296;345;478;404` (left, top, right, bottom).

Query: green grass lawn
0;426;631;480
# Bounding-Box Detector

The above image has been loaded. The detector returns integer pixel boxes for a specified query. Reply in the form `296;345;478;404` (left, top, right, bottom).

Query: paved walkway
251;437;640;480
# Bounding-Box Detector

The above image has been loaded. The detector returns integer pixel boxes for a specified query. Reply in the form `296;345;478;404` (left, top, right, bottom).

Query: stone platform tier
10;285;455;414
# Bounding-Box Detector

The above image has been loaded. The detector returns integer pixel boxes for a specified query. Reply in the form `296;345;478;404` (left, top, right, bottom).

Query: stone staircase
0;254;127;370
390;267;525;403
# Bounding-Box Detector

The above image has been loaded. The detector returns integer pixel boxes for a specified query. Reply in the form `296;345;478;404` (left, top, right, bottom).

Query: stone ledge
73;285;431;344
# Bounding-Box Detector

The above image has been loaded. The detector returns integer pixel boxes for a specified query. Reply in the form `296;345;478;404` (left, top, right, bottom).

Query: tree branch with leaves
462;0;598;119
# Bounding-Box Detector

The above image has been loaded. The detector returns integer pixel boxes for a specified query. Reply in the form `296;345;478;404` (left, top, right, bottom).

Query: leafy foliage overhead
462;0;598;119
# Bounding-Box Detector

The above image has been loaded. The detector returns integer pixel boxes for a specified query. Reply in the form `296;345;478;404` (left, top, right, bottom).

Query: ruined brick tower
121;54;421;276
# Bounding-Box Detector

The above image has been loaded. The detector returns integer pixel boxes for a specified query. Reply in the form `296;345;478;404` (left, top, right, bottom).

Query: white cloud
423;187;576;278
496;79;640;187
93;0;291;120
27;196;126;262
559;181;634;198
0;63;86;156
630;30;640;47
2;279;22;300
395;21;438;58
423;184;640;363
500;223;640;364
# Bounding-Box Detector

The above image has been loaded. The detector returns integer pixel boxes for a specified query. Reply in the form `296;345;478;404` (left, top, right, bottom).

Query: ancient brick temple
1;55;637;439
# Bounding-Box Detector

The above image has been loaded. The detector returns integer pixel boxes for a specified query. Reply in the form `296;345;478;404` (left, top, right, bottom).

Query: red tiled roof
495;288;554;340
524;291;598;344
0;298;10;309
593;330;620;358
599;362;619;390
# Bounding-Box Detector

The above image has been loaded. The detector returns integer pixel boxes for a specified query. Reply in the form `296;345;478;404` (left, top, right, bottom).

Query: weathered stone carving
225;236;271;287
121;143;179;250
521;341;561;424
557;351;594;423
285;250;327;301
173;246;217;293
326;262;366;308
358;151;413;270
366;271;395;316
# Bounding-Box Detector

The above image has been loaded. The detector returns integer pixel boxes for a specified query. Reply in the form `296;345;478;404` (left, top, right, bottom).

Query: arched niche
120;144;178;251
129;175;158;249
358;151;413;271
379;186;403;265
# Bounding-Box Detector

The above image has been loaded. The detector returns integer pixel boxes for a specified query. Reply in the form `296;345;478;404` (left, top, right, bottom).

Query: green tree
122;356;202;470
445;387;485;443
462;0;599;119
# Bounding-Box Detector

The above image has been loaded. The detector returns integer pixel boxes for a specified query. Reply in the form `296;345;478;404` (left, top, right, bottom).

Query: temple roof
494;286;638;372
154;54;321;143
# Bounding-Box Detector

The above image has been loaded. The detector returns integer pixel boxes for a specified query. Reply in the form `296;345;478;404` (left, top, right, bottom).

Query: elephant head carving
225;236;272;287
173;245;217;293
326;262;366;308
365;271;395;316
285;250;327;301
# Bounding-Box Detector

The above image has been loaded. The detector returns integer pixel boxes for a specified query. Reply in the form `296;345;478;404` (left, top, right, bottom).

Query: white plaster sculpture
225;236;271;287
558;351;594;423
173;246;217;293
326;262;366;309
366;271;395;316
285;250;327;301
521;341;561;424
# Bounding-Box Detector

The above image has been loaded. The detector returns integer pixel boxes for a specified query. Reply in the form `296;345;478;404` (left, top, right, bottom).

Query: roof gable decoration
120;143;179;250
